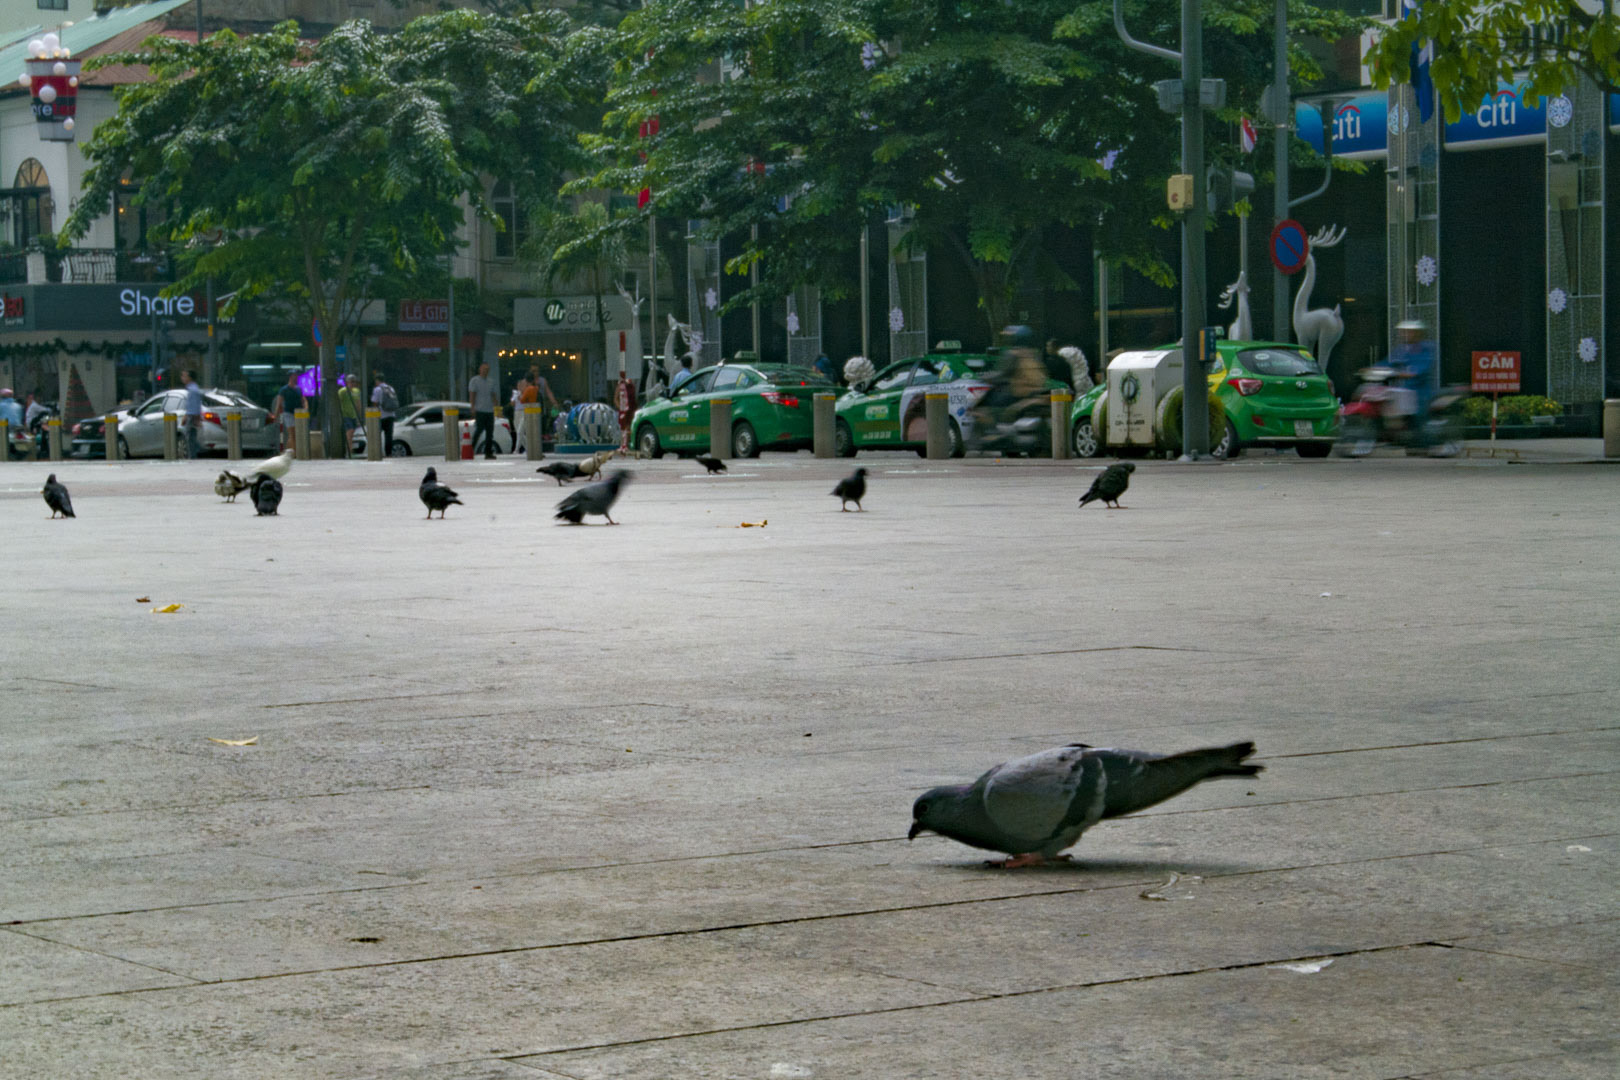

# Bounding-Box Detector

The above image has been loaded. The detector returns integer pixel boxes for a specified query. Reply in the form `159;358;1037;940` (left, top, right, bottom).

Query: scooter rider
1385;319;1435;429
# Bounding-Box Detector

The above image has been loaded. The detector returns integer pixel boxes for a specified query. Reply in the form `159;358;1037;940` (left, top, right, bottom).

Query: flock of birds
36;450;1261;866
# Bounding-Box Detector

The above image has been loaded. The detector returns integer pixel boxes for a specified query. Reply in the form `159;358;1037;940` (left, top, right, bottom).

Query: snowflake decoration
888;306;905;333
1415;255;1437;287
687;330;704;354
1548;287;1568;315
785;311;800;335
704;287;719;311
1386;104;1409;135
1578;336;1598;363
861;43;879;71
1547;95;1573;129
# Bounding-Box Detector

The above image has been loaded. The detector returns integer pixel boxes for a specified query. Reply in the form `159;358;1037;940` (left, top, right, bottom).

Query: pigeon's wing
979;745;1104;847
556;488;587;514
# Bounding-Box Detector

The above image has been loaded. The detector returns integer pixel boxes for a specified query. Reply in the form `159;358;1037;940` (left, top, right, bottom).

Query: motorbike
1335;367;1466;458
966;366;1056;457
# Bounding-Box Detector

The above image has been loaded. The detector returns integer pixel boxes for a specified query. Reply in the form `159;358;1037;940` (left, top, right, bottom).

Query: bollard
813;393;836;458
524;405;543;461
292;409;310;460
925;392;950;459
1050;391;1073;460
226;411;242;460
0;418;7;463
1605;400;1620;459
47;417;62;462
105;415;119;461
365;409;381;461
163;411;179;460
443;407;459;462
709;398;732;459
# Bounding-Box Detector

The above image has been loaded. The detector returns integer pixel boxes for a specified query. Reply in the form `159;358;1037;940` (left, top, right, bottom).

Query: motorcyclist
1384;319;1435;430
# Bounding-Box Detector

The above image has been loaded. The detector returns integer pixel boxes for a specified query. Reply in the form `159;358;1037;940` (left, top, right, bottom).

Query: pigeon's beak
907;822;924;841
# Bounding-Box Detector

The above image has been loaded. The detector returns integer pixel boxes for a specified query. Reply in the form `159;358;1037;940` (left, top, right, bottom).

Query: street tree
1365;2;1620;120
63;12;601;453
573;0;1363;339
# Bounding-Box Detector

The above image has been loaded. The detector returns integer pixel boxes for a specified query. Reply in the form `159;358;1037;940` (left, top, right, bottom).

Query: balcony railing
0;248;176;286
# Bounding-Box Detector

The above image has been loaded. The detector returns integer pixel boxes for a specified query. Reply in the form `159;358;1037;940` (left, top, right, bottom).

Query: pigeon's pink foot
985;853;1071;869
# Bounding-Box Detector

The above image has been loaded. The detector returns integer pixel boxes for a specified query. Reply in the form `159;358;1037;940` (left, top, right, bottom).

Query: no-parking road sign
1269;219;1309;275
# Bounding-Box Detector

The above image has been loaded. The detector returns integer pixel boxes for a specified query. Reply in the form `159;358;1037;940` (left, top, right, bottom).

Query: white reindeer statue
1292;224;1347;372
1217;270;1253;342
660;313;693;387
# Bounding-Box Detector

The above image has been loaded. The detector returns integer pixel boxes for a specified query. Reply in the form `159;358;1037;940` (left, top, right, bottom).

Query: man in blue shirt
182;370;203;458
1387;320;1435;425
0;389;24;456
669;356;696;394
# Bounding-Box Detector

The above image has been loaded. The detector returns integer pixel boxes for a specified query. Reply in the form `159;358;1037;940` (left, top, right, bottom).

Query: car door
406;405;445;455
851;361;918;444
664;369;716;450
124;394;170;457
700;366;747;450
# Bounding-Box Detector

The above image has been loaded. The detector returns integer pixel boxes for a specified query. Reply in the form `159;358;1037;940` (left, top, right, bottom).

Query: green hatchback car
631;362;836;458
1069;340;1338;459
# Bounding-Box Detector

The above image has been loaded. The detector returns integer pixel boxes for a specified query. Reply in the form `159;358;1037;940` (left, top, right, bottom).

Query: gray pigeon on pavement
832;467;867;512
42;474;74;518
250;474;282;516
537;461;579;486
910;741;1262;868
419;467;463;519
1078;462;1135;509
697;456;727;474
555;469;632;525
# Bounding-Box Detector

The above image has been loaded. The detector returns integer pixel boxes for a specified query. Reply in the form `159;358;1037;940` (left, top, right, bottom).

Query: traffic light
1206;166;1255;214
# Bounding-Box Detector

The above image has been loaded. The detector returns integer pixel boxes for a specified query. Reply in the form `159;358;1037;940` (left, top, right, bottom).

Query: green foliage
1460;394;1563;427
1365;2;1620;122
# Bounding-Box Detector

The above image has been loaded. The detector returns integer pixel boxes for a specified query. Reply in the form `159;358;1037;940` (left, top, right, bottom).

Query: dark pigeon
42;474;74;518
537;461;579;486
1078;462;1135;509
555;469;632;525
250;475;283;516
831;467;868;512
215;470;250;503
697;456;727;474
910;741;1262;868
419;467;463;519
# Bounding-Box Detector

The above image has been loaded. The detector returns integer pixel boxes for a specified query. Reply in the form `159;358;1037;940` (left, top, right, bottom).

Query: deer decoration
1217;270;1253;342
660;313;693;388
1292;225;1347;372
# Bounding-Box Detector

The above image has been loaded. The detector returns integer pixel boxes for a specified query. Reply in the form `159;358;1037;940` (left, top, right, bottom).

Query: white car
353;400;515;457
71;389;276;458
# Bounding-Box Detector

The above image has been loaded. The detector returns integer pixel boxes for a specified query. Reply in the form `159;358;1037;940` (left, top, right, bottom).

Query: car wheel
388;439;412;457
732;420;760;459
834;419;856;458
947;420;965;458
1296;441;1332;458
637;425;664;459
1209;418;1241;459
1072;417;1101;458
116;435;131;461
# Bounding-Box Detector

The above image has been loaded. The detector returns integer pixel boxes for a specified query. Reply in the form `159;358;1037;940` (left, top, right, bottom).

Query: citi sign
1332;104;1361;143
1473;88;1521;129
120;288;195;317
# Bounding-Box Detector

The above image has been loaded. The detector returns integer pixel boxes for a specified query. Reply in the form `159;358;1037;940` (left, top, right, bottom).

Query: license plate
243;418;263;430
1294;420;1314;438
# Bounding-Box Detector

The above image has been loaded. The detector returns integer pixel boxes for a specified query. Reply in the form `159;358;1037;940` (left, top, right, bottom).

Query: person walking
467;361;498;460
371;372;398;455
337;374;364;457
270;371;305;451
182;369;203;458
614;370;635;450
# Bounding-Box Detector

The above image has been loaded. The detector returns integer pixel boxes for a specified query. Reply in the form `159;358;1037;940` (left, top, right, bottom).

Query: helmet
999;324;1037;349
0;388;12;397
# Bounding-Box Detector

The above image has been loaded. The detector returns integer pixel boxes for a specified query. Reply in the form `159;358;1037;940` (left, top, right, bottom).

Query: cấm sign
1471;351;1521;394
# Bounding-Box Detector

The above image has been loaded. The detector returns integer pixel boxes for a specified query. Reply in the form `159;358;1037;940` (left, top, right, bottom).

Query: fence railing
0;248;176;285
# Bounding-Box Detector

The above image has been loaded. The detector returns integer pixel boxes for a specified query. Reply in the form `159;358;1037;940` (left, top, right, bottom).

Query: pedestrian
337;374;363;457
614;369;635;450
270;372;304;451
182;369;203;458
0;388;22;431
371;372;398;455
670;355;696;394
23;391;47;431
812;352;837;385
467;361;498;460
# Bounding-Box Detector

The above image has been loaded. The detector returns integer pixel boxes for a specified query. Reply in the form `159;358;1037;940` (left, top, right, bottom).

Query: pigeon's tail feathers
1078;489;1099;507
1168;741;1263;778
555;506;585;523
1097;741;1262;820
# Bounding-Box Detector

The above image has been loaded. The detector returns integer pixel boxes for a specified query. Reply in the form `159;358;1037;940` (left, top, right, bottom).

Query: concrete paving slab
0;927;195;1006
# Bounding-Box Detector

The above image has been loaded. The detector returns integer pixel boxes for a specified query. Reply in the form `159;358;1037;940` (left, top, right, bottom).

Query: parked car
1069;341;1338;459
631;363;836;458
353;400;515;457
70;389;276;459
834;346;1067;457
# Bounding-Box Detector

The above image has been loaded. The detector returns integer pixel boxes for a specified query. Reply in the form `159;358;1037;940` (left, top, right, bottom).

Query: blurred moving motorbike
1335;367;1465;458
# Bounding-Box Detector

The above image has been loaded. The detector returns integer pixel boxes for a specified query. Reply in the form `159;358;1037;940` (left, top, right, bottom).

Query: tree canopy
63;11;603;450
1365;1;1620;120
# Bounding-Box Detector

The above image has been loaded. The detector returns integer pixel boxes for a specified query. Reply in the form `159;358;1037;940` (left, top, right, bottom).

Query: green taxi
632;361;836;458
1070;340;1338;459
833;348;1008;457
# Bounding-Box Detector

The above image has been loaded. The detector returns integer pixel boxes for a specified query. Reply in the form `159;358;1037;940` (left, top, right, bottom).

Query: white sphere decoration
17;73;30;87
42;32;59;52
62;117;74;132
68;76;78;88
37;83;56;103
52;61;66;76
27;39;44;58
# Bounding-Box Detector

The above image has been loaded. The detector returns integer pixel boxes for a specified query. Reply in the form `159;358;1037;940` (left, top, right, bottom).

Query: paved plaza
1;447;1616;1079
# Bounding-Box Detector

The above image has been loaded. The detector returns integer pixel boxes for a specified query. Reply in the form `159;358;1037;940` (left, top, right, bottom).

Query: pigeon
1078;462;1135;509
583;448;617;480
215;470;250;503
697;456;727;474
247;449;293;483
536;461;580;486
250;474;283;516
909;741;1263;868
555;469;632;525
831;467;867;512
42;473;74;518
419;467;463;519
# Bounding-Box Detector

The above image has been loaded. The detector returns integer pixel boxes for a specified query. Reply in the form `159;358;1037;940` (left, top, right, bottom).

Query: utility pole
1271;0;1290;341
1114;0;1214;458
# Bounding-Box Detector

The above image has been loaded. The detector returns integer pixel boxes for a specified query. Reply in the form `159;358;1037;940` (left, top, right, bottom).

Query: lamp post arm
1113;0;1180;64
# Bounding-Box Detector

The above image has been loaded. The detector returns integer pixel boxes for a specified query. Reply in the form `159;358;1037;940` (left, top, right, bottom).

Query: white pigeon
246;449;293;482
